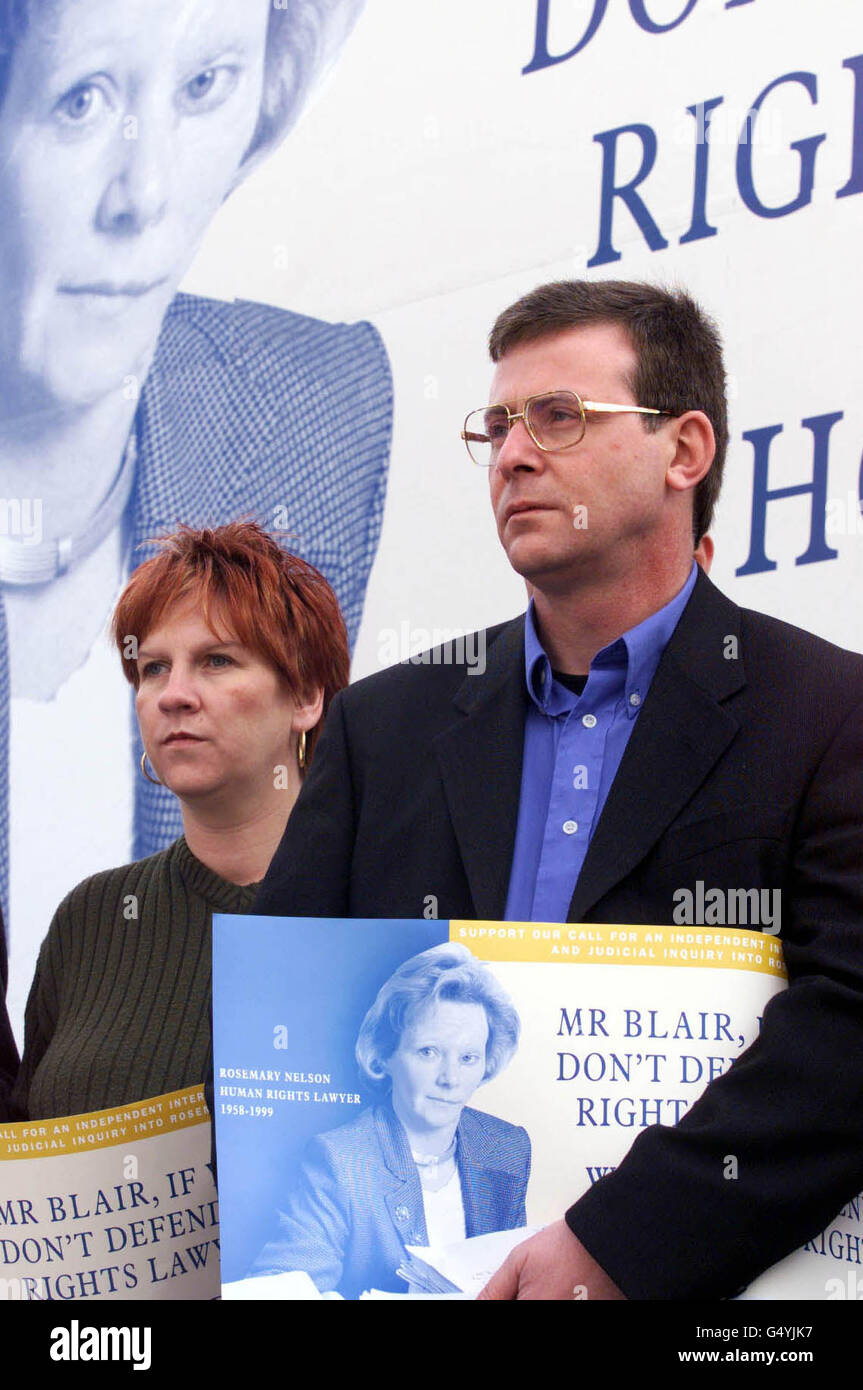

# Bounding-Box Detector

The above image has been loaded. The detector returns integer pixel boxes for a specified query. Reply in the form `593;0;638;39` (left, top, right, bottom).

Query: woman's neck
180;793;297;887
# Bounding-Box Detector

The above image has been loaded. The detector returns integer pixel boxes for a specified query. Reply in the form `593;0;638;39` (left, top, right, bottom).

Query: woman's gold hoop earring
297;730;307;773
140;752;162;786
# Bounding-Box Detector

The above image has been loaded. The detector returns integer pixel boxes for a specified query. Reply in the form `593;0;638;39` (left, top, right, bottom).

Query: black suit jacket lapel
567;572;747;922
432;618;527;920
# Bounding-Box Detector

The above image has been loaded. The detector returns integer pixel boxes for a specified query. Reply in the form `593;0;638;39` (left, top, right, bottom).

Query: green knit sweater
12;838;258;1120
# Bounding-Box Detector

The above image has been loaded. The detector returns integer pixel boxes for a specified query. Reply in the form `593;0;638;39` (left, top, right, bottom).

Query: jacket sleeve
255;691;357;918
250;1137;350;1294
566;692;863;1299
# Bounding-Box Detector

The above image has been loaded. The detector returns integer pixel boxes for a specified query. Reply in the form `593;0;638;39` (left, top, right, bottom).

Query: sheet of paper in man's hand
399;1226;542;1294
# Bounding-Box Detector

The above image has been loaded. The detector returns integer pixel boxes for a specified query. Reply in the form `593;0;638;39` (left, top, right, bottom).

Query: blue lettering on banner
586;124;668;267
628;0;699;35
736;72;825;219
587;56;861;267
679;98;723;244
736;414;843;577
837;55;863;198
523;0;756;73
523;0;609;70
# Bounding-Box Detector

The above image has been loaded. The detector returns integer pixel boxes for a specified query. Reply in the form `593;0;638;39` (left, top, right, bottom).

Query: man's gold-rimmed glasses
461;390;671;467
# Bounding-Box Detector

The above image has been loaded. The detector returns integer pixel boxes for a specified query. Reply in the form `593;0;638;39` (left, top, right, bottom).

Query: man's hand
477;1220;626;1301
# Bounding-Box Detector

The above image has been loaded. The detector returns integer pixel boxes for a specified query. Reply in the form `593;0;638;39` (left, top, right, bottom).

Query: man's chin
508;548;591;591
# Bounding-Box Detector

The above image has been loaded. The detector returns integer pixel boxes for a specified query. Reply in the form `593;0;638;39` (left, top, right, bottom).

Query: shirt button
562;820;578;835
581;713;597;728
629;692;641;707
395;1205;410;1223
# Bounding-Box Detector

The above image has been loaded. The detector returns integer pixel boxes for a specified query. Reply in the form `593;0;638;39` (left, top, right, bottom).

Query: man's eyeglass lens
463;392;585;466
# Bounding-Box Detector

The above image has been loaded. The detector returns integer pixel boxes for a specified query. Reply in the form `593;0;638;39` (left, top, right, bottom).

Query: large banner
3;3;860;1061
1;0;391;1033
212;916;862;1300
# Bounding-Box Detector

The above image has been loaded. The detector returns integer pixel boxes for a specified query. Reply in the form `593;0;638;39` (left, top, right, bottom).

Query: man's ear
694;534;714;573
665;411;715;496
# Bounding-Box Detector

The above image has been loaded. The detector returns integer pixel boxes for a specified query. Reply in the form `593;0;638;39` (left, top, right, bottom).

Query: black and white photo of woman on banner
217;939;531;1300
0;1;391;1014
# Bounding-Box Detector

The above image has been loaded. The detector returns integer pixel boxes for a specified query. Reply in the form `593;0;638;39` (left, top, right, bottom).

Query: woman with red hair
12;521;348;1118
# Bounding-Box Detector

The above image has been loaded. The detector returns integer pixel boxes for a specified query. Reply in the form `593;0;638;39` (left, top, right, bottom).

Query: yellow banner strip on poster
451;921;787;977
0;1086;210;1161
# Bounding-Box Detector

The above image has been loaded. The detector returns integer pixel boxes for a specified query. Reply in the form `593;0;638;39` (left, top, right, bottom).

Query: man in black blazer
257;280;863;1299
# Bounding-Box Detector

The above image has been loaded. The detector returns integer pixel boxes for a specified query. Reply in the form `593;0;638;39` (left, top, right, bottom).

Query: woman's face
0;0;271;408
383;999;490;1140
134;594;301;808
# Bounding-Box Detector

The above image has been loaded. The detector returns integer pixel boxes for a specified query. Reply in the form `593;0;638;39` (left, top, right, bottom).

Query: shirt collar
524;561;698;717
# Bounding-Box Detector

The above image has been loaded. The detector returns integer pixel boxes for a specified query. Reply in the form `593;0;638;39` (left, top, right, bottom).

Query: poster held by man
211;913;862;1301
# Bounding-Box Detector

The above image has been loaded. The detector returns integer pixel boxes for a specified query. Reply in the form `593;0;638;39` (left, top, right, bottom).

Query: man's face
0;0;270;408
487;324;676;591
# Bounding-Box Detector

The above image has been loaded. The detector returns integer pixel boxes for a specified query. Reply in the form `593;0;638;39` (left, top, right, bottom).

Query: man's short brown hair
488;280;728;543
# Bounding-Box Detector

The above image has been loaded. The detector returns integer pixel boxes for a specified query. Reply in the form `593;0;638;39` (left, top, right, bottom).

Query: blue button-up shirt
504;563;698;923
